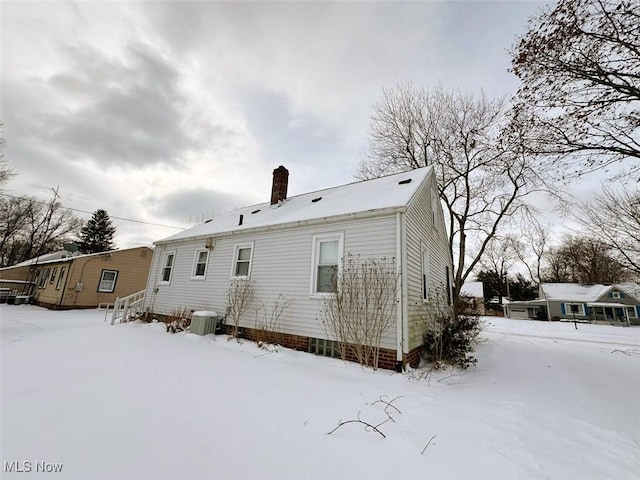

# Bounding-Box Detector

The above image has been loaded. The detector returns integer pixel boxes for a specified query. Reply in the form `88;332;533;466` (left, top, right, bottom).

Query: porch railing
110;289;146;325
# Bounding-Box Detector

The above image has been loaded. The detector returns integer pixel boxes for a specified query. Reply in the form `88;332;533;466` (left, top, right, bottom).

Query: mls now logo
4;460;63;473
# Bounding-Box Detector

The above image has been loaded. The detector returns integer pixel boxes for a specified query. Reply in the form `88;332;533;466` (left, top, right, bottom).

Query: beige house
0;246;153;309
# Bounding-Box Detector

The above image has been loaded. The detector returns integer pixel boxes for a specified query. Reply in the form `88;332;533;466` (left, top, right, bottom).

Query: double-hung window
161;252;175;284
39;268;50;288
98;270;118;293
192;249;209;279
311;233;343;295
231;243;253;279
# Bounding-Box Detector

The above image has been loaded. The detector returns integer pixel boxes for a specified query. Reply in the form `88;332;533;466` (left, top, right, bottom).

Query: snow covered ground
2;305;639;479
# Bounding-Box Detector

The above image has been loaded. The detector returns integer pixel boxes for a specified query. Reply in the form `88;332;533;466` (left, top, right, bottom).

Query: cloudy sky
1;0;571;248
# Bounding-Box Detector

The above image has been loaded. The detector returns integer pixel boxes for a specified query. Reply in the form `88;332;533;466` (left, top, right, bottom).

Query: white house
143;166;453;370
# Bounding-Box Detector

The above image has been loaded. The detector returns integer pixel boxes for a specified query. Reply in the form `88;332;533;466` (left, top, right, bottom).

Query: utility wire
0;192;184;230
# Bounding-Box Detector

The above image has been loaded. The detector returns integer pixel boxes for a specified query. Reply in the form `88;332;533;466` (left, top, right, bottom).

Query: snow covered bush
322;255;398;370
421;291;482;369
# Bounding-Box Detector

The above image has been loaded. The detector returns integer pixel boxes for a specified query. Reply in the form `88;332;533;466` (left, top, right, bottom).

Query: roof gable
158;167;433;244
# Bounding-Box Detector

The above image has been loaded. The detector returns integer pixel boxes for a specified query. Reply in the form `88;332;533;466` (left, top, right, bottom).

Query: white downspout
396;212;403;364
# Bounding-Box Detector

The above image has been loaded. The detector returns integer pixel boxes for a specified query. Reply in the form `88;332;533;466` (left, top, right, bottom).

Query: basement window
308;338;340;358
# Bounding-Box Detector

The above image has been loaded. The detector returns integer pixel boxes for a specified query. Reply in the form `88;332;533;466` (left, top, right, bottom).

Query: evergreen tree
78;209;116;254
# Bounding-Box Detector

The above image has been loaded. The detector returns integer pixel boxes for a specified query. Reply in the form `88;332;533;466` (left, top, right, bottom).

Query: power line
0;193;184;230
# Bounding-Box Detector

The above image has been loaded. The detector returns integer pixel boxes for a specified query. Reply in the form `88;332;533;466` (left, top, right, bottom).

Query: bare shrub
165;306;193;333
225;280;255;339
323;255;398;370
254;294;291;347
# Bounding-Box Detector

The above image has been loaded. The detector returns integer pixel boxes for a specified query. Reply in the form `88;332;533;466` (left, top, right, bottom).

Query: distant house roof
461;281;484;298
1;246;152;270
3;250;79;269
540;283;640;302
157;167;433;244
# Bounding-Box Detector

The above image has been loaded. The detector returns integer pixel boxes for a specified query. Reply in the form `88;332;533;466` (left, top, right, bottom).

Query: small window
50;267;58;284
565;303;585;316
161;252;175;284
626;307;637;319
192;249;209;279
56;267;66;290
311;234;343;294
611;291;621;299
421;242;429;301
231;244;253;278
98;270;118;293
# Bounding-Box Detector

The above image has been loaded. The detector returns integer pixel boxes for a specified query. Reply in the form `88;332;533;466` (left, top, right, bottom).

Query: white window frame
611;291;621;299
310;233;344;296
565;302;585;316
421;241;430;302
98;269;118;293
191;249;210;280
55;267;66;290
38;268;51;288
230;243;254;279
160;251;176;284
627;307;638;319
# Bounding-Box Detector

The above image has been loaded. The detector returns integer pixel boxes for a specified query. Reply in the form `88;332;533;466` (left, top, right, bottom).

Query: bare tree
254;294;291;347
358;85;551;302
511;0;640;179
511;220;550;284
0;191;81;267
322;255;398;370
542;236;629;284
0;121;15;189
225;279;255;339
579;184;640;277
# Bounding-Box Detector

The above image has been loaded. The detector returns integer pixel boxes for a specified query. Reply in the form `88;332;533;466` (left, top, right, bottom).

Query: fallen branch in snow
611;349;640;356
328;395;401;438
421;435;437;454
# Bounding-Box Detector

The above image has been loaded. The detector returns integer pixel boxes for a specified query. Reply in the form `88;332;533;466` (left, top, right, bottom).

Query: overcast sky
1;0;585;249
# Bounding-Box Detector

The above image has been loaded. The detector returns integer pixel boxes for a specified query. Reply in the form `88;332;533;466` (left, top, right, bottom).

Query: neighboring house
143;166;453;370
504;283;640;325
460;281;485;315
0;246;153;309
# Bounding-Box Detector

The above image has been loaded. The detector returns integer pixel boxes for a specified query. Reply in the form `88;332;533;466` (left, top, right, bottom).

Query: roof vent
398;178;412;185
311;197;323;203
238;214;244;226
204;219;213;223
251;209;261;214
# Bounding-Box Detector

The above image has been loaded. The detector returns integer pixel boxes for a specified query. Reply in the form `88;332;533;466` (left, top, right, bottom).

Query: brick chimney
271;165;289;205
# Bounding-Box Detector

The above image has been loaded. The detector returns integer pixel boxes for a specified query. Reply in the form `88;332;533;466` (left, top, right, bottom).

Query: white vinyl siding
160;252;175;284
144;216;398;349
191;249;209;279
98;270;118;293
231;243;254;279
404;175;453;351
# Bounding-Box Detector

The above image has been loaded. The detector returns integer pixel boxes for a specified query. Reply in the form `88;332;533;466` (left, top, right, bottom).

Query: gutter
154;206;408;247
395;212;404;365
